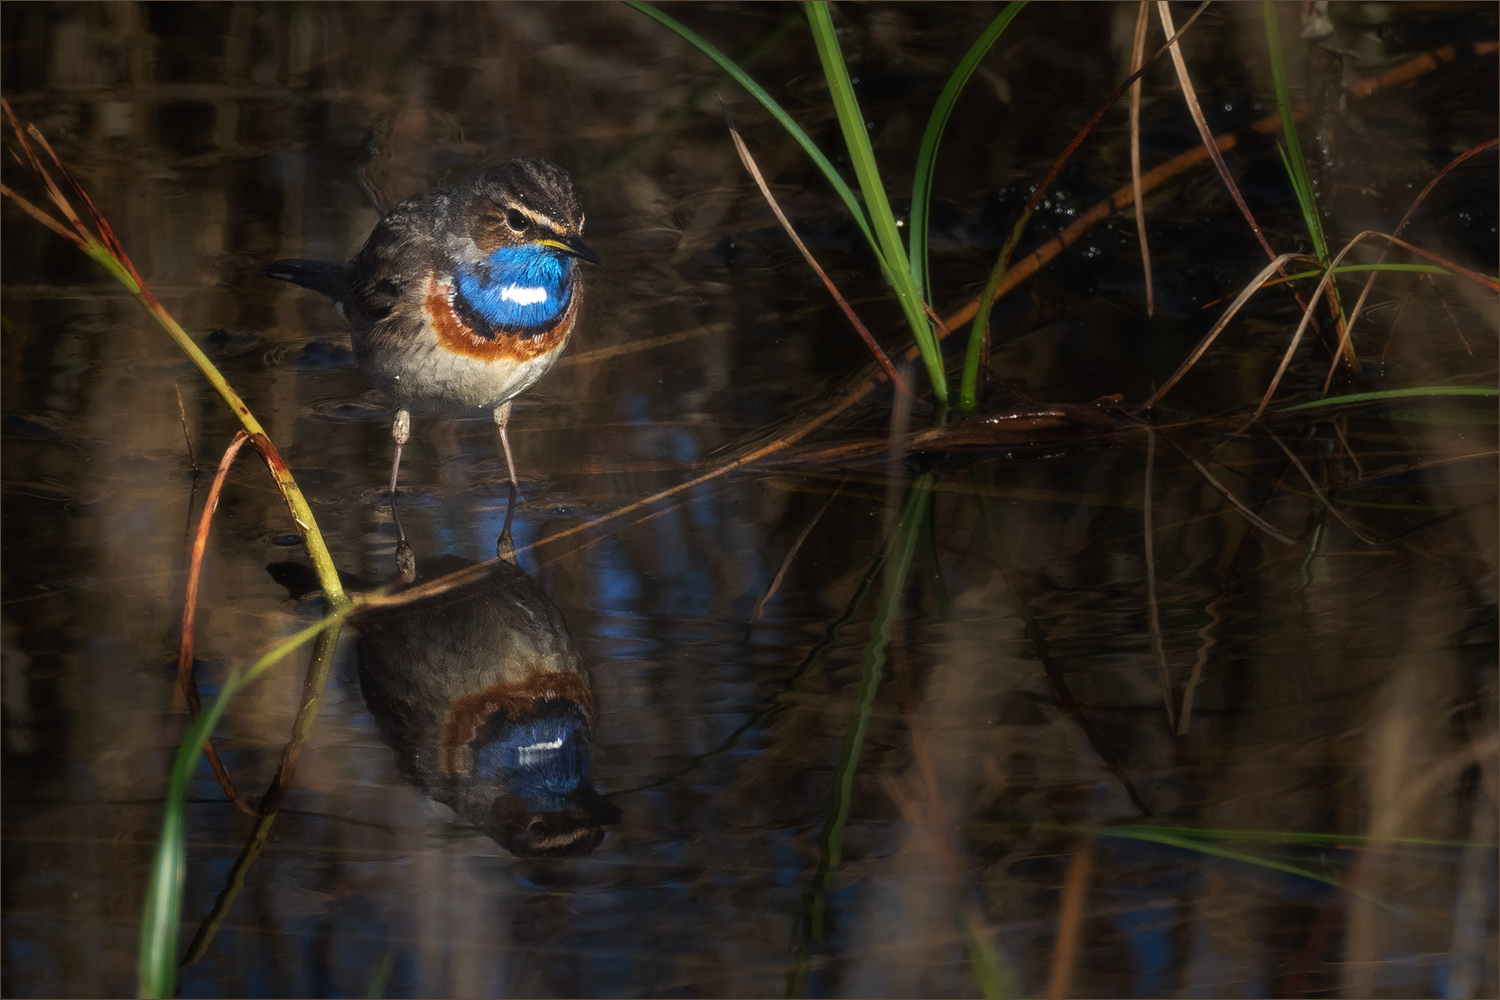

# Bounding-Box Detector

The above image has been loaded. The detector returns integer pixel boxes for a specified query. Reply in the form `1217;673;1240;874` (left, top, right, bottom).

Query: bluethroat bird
354;555;620;857
264;158;599;509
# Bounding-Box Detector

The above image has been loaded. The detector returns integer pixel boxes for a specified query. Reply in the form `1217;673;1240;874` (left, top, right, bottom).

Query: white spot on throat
501;283;548;307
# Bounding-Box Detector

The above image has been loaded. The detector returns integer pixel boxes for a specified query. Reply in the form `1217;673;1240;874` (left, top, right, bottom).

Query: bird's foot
496;480;519;564
394;538;417;584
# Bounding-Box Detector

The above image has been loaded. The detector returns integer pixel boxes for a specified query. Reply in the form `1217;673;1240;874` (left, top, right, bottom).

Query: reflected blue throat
473;712;589;801
455;244;574;333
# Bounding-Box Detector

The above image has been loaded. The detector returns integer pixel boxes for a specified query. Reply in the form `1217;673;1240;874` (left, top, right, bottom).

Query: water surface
3;3;1496;997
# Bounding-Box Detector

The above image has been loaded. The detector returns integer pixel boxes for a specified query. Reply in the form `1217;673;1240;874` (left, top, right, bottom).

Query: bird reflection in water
353;555;620;857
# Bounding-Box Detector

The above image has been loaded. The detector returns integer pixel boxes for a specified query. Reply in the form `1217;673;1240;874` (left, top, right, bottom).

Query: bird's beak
541;234;601;265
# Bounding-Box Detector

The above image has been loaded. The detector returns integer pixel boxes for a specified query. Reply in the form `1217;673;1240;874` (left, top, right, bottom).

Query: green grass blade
909;2;1027;301
959;242;1011;414
137;608;353;998
365;954;396;999
1280;385;1499;411
629;0;951;400
962;905;1015;998
622;1;880;257
807;473;934;940
1274;263;1453;282
1103;826;1357;894
179;620;345;966
1265;2;1354;365
1274;141;1325;261
804;1;947;401
1263;4;1327;263
825;476;933;860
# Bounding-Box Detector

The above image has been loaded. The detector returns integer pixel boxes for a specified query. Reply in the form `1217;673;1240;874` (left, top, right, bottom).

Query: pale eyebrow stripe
506;203;565;231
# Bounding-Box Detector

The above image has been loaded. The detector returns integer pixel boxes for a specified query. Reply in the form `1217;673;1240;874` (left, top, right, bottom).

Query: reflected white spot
517;736;564;766
501;284;548;306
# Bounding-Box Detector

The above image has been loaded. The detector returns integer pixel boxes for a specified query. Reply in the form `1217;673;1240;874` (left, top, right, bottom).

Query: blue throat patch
454;244;574;335
473;712;589;802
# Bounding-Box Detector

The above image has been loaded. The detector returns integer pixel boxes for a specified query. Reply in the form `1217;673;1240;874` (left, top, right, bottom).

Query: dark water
3;3;1497;997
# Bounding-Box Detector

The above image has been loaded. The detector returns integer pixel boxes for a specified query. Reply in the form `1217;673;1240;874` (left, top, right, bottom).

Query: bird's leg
493;401;520;557
389;408;415;583
493;400;520;493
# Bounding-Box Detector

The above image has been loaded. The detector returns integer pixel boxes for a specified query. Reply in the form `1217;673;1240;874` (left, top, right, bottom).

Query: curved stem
0;103;347;609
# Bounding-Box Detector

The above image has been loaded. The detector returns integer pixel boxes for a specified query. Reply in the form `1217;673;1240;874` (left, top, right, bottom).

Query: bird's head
468;157;599;265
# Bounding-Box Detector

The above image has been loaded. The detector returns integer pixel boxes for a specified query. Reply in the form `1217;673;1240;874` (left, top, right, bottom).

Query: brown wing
344;186;454;328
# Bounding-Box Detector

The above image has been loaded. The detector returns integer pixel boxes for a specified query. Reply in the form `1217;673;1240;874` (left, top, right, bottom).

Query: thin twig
3;103;89;241
1155;3;1274;263
0;182;82;245
941;82;1277;335
751;477;846;623
1129;1;1154;316
1264;427;1380;544
1433;289;1476;360
961;1;1211;407
1176;593;1221;735
26;121;148;288
1160;434;1298;545
178;618;347;967
1321;137;1497;395
1330;414;1364;483
175;384;199;475
1038;651;1154;817
721;99;919;403
935;39;1495;334
558;320;728;367
1143;428;1176;730
497;386;869;569
1256;229;1497;418
1046;835;1095;999
177;431;263;817
1138;252;1315;411
1156;2;1339;352
347;481;716;614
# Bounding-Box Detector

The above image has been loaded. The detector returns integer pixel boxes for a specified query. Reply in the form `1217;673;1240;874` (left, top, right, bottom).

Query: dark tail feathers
262;258;348;300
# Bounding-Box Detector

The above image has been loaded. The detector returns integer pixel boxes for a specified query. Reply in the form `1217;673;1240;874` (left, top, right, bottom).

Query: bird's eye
505;209;527;233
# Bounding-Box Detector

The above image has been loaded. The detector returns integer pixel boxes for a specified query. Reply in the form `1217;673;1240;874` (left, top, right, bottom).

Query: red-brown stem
1256;230;1495;418
1321;137;1499;395
939;37;1494;338
1046;836;1095;999
1156;2;1335;353
3;102;86;237
26;121;149;289
177;430;264;817
1346;41;1499;99
723;108;920;405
